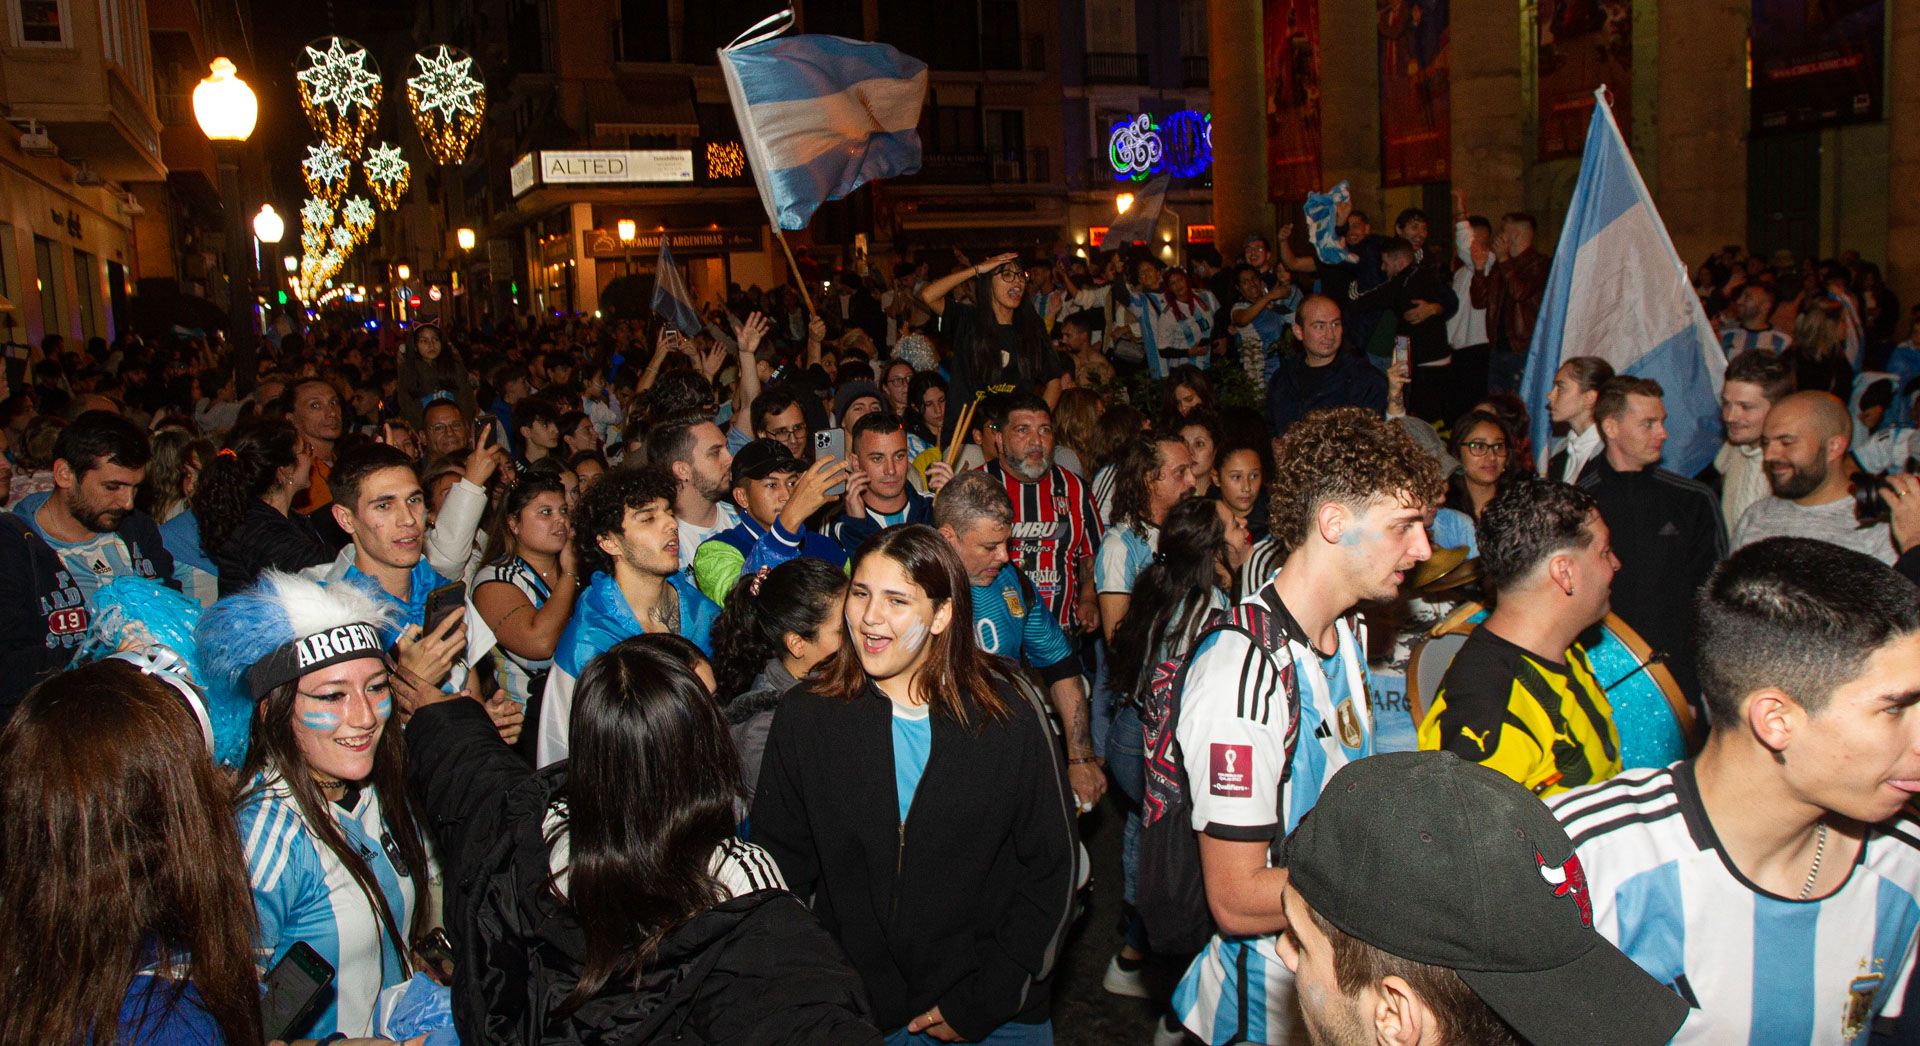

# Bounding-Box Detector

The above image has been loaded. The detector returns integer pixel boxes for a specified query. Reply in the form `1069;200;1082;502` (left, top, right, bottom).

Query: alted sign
546;150;693;186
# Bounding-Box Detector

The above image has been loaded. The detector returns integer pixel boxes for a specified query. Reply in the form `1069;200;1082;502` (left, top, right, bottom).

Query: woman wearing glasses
919;254;1065;445
1446;408;1523;519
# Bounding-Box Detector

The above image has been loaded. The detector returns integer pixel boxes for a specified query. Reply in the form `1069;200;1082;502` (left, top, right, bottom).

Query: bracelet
1068;756;1100;766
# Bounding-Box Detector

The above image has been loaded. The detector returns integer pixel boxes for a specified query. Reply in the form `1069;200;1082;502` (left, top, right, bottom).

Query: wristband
1068;756;1100;766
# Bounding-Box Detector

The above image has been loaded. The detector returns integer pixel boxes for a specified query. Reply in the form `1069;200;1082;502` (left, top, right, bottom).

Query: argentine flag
1522;87;1726;478
719;10;928;231
651;240;703;336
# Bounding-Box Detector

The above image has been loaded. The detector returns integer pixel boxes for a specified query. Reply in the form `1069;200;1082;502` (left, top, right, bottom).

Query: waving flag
651;240;703;336
719;10;928;231
1522;87;1725;478
1105;173;1169;246
1304;181;1359;264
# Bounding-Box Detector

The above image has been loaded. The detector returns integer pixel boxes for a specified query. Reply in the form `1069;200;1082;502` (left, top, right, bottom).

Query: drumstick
944;399;978;469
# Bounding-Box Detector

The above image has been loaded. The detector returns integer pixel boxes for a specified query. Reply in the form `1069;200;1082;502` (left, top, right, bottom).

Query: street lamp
616;219;637;281
194;57;259;394
455;228;476;327
397;263;411;281
1115;193;1135;215
252;204;284;245
283;255;299;273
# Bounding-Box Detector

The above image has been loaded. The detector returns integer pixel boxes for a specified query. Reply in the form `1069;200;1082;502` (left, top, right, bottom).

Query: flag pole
772;227;818;316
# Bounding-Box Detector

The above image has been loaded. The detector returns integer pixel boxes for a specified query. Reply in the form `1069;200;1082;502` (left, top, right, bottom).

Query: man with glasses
1263;295;1388;439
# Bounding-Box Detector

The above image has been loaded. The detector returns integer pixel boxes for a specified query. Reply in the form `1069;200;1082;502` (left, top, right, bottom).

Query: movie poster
1265;0;1322;201
1378;0;1450;186
1536;0;1631;161
1751;0;1884;134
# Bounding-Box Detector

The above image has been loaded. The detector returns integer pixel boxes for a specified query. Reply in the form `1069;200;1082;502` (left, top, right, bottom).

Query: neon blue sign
1108;110;1213;181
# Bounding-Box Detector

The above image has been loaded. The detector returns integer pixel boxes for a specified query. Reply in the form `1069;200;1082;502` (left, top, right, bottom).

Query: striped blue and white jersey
1719;325;1792;359
1171;582;1374;1044
237;773;421;1039
1550;762;1920;1044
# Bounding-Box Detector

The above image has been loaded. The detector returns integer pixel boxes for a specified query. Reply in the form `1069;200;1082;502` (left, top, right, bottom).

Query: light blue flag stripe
721;30;928;231
651;241;703;336
1522;88;1725;478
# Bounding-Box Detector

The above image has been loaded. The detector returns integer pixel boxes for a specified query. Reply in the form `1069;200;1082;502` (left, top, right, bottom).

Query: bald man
1731;391;1897;563
1263;293;1388;438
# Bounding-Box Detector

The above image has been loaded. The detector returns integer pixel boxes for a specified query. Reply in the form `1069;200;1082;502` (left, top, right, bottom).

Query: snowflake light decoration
329;224;356;251
342;196;376;240
296;37;383;156
301;227;327;255
302;142;349;203
300;196;334;235
407;46;486;165
363;142;412;210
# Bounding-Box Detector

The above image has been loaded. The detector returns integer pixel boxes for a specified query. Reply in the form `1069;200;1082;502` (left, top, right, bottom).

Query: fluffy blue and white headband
197;571;401;701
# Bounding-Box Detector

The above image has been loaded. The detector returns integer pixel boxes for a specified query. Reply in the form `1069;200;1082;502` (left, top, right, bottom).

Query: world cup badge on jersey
1844;969;1884;1039
1001;587;1025;618
1335;699;1364;749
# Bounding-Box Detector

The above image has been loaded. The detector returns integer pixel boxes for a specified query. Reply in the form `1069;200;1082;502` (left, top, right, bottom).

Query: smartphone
1391;336;1411;370
425;580;467;635
260;941;335;1041
814;427;848;497
414;927;456;986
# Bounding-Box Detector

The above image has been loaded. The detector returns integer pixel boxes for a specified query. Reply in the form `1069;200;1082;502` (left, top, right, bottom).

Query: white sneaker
1151;1013;1189;1046
1102;953;1151;998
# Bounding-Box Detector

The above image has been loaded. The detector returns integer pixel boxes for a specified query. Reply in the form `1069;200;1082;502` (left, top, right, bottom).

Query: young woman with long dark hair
1446;408;1522;520
710;557;848;799
395;323;478;429
472;474;580;747
401;634;881;1041
0;658;263;1046
919;255;1064;444
197;572;434;1039
1098;495;1247;995
192;420;333;595
750;525;1078;1044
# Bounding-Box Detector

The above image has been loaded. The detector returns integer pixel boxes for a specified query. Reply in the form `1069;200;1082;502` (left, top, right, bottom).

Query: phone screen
260;942;334;1041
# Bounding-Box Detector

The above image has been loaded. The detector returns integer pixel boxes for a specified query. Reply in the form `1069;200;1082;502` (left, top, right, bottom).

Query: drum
1405;603;1698;770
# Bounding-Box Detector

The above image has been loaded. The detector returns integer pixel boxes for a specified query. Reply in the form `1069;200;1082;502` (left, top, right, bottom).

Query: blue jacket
692;513;848;606
831;487;935;558
536;570;718;765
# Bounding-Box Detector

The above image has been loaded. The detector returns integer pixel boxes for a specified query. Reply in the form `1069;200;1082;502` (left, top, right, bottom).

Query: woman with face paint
196;571;435;1041
751;525;1080;1045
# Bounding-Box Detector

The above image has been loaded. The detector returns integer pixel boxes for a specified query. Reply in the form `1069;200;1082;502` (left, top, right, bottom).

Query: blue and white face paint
291;656;394;790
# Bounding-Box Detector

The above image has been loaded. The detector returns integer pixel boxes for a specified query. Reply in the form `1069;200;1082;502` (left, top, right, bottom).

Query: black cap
729;438;802;486
833;380;883;422
1285;752;1688;1046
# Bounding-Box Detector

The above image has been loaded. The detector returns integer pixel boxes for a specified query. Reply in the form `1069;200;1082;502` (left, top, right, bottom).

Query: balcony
983;33;1047;74
915;152;992;185
1084;52;1148;84
1183;55;1209;87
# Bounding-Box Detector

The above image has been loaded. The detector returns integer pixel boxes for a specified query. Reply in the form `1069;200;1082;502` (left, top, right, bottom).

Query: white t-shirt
677;501;741;572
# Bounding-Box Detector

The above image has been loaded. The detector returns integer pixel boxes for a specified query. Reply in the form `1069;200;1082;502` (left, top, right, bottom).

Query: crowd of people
2;196;1920;1046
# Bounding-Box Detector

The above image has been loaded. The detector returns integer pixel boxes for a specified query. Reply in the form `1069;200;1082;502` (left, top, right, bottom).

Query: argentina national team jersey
1550;762;1920;1044
970;563;1076;678
238;774;419;1039
1171;583;1374;1044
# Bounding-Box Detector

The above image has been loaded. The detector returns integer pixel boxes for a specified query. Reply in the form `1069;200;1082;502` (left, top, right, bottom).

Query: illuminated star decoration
329;224;355;251
302;142;349;203
706;141;746;179
300;196;334;235
363;142;412;210
296;37;383;156
342;196;376;242
406;45;486;166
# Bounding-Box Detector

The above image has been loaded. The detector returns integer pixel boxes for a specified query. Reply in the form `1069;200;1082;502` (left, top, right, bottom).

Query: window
685;0;783;64
880;3;982;72
100;0;153;102
1085;0;1136;54
13;0;71;47
72;250;101;342
1179;0;1207;56
985;109;1026;180
33;237;62;343
617;0;670;62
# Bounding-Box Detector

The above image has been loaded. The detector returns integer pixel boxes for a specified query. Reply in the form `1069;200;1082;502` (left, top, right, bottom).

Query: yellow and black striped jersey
1417;627;1623;797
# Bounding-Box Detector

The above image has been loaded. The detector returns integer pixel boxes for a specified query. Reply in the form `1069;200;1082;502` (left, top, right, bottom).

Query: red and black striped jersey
983;461;1103;630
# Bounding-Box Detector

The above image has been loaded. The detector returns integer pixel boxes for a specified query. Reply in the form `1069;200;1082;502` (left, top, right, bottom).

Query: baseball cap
1285;751;1688;1045
729;438;802;486
833;380;883;421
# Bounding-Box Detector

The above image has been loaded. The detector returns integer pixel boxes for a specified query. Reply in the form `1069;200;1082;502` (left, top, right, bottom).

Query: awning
586;80;700;138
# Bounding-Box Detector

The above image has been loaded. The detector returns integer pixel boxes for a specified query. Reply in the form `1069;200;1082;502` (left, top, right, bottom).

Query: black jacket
1264;351;1389;438
1578;458;1726;699
0;508;177;718
1348;264;1458;365
748;677;1078;1040
210;499;334;596
406;699;881;1045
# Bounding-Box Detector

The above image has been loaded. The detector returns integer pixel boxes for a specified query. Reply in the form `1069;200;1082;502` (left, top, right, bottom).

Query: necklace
1799;821;1829;900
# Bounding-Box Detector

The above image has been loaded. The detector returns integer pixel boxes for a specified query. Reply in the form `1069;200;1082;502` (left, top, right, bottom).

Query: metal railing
1084;52;1147;84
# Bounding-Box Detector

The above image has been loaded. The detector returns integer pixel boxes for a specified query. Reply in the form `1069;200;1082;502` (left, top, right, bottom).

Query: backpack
1136;598;1303;955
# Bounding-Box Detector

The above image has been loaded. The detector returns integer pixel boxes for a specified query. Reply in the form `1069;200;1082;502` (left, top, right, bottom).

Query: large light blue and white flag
719;10;928;231
1522;87;1726;478
651;240;703;336
1304;181;1358;264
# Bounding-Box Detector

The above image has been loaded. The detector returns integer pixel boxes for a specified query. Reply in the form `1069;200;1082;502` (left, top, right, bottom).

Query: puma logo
1459;725;1492;754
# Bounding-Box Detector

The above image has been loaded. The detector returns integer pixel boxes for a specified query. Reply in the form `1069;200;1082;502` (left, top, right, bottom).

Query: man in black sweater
1578;377;1725;702
1347;237;1459;422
